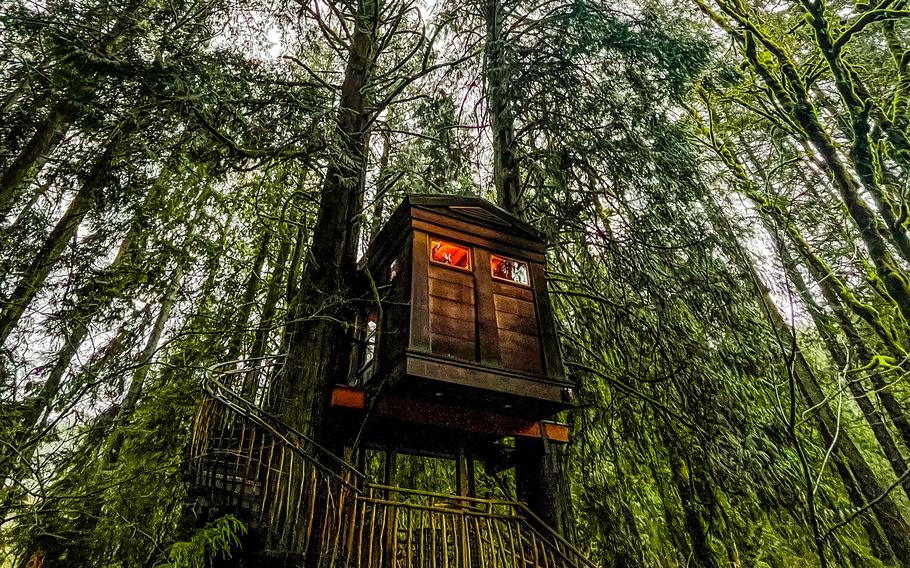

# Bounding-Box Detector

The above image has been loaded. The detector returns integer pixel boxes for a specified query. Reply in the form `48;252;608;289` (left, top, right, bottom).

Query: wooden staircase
185;357;596;568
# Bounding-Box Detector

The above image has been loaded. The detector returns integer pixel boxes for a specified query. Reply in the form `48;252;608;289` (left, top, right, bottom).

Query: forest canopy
3;0;910;566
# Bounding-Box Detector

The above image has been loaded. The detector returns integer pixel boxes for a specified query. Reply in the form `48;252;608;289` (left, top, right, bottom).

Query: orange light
430;240;471;269
491;255;529;285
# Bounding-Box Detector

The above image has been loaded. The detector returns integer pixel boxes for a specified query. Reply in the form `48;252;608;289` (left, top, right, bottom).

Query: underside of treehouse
329;195;575;458
328;384;570;462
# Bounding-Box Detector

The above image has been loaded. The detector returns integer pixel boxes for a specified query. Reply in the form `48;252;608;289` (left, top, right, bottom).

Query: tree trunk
695;109;907;362
486;2;568;530
10;172;163;450
483;0;525;219
777;239;910;502
368;130;392;242
104;262;185;465
701;193;910;564
737;32;910;325
732;141;910;498
0;105;72;219
271;0;376;444
0;123;134;347
515;438;574;538
662;431;720;568
245;231;290;398
804;4;910;262
225;229;271;363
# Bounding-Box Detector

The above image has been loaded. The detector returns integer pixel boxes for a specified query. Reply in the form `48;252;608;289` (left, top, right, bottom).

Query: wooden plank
473;248;501;367
431;332;476;361
429;277;476;303
410;231;431;351
501;348;542;374
494;310;538;336
428;264;474;286
370;394;570;443
405;353;567;403
497;329;541;352
541;422;570;443
491;280;534;301
493;294;535;317
429;296;476;323
430;312;476;341
529;262;566;380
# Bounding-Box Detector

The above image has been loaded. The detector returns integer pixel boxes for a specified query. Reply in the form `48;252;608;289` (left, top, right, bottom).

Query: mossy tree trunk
271;0;377;443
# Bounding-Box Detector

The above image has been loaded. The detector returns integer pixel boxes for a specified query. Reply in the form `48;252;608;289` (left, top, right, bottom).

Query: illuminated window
430;239;471;270
491;255;529;285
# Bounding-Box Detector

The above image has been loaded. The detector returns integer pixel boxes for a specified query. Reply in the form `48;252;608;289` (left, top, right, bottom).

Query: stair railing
186;357;597;568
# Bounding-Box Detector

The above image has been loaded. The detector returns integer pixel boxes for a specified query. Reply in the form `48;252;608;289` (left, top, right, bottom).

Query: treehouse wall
409;230;546;375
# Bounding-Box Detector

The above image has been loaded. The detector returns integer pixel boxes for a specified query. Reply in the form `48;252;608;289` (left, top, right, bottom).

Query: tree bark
272;0;376;444
483;0;525;219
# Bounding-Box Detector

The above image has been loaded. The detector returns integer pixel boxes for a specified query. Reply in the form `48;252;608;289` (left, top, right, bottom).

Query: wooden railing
340;485;595;568
185;357;595;568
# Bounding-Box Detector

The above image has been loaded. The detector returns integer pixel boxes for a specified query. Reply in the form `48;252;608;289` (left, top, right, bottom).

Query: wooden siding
429;265;477;361
493;284;542;374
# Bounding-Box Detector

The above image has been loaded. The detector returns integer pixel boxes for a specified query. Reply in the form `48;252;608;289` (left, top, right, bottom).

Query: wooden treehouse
185;195;591;568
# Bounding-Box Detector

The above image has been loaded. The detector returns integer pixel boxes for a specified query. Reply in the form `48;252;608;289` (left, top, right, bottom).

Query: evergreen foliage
2;0;910;565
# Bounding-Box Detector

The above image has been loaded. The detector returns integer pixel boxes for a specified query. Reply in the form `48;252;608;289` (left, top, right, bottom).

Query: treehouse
329;195;574;460
185;195;591;565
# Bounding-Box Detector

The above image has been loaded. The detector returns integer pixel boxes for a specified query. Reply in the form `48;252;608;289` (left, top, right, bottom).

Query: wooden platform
328;384;569;459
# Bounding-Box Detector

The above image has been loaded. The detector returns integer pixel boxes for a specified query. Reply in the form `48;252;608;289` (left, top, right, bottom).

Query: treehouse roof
366;194;547;266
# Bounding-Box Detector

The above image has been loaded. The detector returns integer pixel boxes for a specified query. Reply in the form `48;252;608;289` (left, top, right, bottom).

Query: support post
514;437;572;538
381;447;397;568
383;447;397;490
455;442;474;499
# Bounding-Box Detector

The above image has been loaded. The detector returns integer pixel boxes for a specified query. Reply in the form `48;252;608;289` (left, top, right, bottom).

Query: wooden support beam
409;231;431;351
328;386;569;443
473;248;502;367
514;421;570;443
330;385;366;408
455;443;471;499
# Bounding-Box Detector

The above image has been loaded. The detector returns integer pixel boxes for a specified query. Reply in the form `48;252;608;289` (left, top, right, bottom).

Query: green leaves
157;515;247;568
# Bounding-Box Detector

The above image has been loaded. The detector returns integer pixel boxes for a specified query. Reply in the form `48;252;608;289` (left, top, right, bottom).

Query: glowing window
430;239;471;270
491;255;529;285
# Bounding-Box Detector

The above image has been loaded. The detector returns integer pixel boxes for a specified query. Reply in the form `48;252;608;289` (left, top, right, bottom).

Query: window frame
490;254;532;287
428;237;474;272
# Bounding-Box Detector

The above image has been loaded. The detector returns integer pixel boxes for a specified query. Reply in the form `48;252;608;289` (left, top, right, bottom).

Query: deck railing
185;357;595;568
